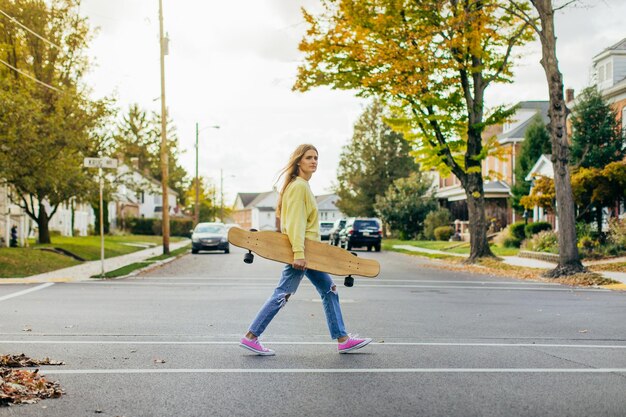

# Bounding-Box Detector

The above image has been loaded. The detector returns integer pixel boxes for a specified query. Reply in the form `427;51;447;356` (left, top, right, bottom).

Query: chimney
130;157;139;170
565;88;575;103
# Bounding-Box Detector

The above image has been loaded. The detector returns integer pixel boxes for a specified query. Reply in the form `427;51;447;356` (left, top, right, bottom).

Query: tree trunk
464;173;495;261
37;202;51;244
532;0;584;276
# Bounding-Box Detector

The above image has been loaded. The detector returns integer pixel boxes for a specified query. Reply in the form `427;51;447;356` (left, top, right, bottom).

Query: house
434;101;549;233
232;191;345;231
232;191;279;231
524;154;556;227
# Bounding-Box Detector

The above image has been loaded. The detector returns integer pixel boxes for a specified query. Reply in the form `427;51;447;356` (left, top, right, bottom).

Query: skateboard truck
344;275;354;287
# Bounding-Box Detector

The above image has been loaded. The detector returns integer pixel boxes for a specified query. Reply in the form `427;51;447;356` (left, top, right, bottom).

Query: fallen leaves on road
153;359;166;364
0;354;64;406
1;354;64;368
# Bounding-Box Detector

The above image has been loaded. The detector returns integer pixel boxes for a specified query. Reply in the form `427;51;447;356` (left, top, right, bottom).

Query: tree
374;171;437;239
570;86;624;169
0;0;109;243
184;177;218;222
295;0;534;262
115;104;189;205
511;114;551;211
520;175;555;213
505;0;584;276
334;100;418;217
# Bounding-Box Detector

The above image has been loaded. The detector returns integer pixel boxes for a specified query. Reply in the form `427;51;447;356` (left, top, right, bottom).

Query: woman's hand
293;258;307;270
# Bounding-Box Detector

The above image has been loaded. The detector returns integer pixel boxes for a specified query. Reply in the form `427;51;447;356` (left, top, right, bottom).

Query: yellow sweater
280;177;320;259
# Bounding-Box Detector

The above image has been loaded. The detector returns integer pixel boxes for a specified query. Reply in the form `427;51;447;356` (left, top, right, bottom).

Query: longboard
228;228;380;286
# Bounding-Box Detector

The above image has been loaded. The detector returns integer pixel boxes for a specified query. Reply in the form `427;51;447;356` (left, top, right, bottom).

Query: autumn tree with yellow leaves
295;0;534;261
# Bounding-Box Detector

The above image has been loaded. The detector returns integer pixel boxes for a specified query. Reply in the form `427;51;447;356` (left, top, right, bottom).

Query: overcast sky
80;0;626;204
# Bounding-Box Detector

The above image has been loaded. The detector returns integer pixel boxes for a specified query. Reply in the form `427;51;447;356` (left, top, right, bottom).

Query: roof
237;193;259;207
435;181;511;202
593;37;626;59
526;154;553;181
247;191;278;209
315;194;335;204
497;101;549;143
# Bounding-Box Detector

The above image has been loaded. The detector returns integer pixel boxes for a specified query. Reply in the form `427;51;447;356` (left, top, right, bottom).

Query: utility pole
194;122;199;226
158;0;170;254
220;168;224;222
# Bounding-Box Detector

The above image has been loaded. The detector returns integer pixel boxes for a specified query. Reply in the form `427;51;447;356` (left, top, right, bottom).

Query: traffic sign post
84;157;118;277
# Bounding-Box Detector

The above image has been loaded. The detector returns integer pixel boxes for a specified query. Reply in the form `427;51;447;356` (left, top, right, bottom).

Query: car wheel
192;249;199;254
347;242;352;251
367;246;372;252
375;243;381;252
224;247;230;254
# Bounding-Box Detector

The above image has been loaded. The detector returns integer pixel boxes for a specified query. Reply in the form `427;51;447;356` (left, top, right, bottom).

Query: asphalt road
1;246;625;417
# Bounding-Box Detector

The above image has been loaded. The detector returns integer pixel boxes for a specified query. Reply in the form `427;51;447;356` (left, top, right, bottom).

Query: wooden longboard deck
228;228;380;278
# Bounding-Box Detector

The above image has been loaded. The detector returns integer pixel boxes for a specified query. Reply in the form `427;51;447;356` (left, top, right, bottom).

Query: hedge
126;217;194;237
525;221;552;238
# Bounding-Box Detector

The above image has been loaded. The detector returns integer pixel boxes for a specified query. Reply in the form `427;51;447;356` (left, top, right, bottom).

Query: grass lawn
384;239;519;257
30;235;183;261
94;244;191;278
0;247;80;278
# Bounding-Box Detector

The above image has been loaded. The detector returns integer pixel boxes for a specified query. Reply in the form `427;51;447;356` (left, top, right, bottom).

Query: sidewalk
0;240;190;284
393;244;626;285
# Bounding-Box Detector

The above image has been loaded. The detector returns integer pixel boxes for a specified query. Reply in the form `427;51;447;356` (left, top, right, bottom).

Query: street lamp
219;168;235;222
195;122;219;226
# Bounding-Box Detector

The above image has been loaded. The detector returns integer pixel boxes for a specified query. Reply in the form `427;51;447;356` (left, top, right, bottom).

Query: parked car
319;221;334;241
328;218;346;246
339;217;382;251
191;222;230;254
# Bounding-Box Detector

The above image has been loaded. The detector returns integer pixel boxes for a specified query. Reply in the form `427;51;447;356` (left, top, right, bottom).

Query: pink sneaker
239;337;275;356
338;334;372;353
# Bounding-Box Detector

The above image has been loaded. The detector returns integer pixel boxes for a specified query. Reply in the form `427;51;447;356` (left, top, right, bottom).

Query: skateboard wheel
244;252;254;264
250;228;258;232
344;276;354;287
351;252;357;257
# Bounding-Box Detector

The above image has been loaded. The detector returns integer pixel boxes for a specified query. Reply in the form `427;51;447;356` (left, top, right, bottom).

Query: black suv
328;218;346;246
339;218;382;251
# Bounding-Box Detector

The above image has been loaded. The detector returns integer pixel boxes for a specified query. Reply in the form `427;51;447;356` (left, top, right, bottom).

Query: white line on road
82;282;606;291
1;341;625;349
0;283;54;302
39;368;626;375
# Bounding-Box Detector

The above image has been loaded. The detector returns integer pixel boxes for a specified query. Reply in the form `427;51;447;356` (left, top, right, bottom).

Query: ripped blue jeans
248;264;348;340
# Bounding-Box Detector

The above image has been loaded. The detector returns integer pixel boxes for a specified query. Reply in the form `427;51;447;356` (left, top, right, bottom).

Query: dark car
319;221;334;241
328;218;346;246
191;222;230;254
339;218;382;251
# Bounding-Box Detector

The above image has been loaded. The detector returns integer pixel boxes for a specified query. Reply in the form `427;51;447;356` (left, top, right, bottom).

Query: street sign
83;157;118;169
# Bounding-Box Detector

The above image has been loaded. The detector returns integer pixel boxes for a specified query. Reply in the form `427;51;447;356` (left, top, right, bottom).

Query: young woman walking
239;144;372;355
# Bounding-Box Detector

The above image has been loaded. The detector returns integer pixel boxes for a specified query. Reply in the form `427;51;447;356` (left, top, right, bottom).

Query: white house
233;191;345;231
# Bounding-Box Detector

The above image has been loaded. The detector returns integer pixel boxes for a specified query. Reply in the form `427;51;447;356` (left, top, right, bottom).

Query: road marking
1;341;625;349
132;277;560;286
81;282;606;291
39;368;626;375
0;283;54;302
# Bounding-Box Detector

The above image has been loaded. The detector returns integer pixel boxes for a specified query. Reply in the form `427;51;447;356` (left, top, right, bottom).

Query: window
598;65;605;82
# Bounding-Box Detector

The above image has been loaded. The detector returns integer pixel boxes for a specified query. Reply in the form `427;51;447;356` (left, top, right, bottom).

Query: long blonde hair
275;144;318;218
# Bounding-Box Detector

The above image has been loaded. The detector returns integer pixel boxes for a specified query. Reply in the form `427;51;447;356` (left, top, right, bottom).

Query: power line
0;8;61;50
0;58;62;92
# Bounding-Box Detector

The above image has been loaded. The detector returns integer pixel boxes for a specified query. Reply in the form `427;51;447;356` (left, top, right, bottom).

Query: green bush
523;230;558;253
509;222;526;240
127;218;157;235
150;218;194;237
503;237;522;248
524;221;552;237
434;226;454;241
424;208;452;240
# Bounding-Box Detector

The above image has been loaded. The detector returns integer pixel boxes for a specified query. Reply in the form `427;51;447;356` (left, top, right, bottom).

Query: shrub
523;230;558;253
607;218;626;249
525;221;552;237
434;226;454;241
424;208;452;240
509;222;526;240
127;218;157;235
170;218;194;237
503;237;522;248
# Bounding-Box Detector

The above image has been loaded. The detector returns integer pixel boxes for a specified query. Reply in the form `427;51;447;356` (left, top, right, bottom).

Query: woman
239;144;372;355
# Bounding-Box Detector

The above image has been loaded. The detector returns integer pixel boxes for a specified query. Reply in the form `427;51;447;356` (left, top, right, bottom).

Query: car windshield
195;225;225;234
355;220;379;229
320;223;333;228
